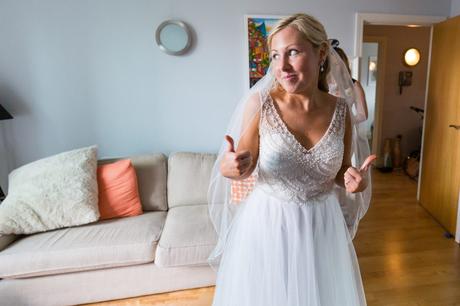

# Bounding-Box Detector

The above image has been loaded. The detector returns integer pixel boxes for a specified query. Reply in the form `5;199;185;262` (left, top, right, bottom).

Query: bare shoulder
318;91;340;112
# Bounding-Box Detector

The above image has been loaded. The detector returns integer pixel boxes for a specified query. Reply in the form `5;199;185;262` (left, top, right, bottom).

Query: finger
345;169;363;189
236;153;252;168
237;161;251;173
237;157;252;169
235;150;251;161
344;172;355;186
344;172;358;186
346;180;359;193
344;172;353;182
346;167;361;179
360;154;377;172
224;135;235;153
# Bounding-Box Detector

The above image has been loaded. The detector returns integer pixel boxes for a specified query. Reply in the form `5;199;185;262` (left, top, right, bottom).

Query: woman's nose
280;55;291;71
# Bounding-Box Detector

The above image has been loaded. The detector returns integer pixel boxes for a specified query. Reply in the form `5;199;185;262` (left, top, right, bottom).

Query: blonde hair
267;13;330;92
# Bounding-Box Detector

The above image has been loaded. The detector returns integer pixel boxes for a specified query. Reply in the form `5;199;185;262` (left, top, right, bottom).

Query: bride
208;13;375;306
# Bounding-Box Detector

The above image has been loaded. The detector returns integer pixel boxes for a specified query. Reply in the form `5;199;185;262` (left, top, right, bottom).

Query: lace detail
257;92;347;205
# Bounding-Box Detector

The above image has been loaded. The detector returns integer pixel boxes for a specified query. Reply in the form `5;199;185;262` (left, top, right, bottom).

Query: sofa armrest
0;234;17;251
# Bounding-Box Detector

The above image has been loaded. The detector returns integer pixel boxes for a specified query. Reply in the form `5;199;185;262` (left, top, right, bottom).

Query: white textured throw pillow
0;146;99;235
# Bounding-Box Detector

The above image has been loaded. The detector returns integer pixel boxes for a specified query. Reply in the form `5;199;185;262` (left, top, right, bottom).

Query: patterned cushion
0;146;99;235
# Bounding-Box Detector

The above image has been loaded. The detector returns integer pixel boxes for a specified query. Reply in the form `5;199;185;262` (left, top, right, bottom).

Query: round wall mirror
155;20;192;56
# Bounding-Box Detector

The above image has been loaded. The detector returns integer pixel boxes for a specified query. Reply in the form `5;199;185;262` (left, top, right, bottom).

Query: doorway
353;13;444;183
353;13;460;243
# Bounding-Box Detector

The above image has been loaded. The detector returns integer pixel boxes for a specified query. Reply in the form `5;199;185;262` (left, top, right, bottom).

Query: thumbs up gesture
220;135;253;179
344;155;377;193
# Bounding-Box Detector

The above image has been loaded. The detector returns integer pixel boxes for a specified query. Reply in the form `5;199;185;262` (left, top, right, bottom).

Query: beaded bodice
257;92;347;203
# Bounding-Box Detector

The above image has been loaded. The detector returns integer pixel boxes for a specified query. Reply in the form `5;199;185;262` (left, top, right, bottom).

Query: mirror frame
155;20;192;56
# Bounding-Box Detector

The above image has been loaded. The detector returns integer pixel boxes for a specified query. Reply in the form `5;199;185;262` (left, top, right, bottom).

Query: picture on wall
246;15;285;88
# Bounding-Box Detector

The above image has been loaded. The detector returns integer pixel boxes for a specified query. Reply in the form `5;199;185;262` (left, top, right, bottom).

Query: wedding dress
210;93;367;306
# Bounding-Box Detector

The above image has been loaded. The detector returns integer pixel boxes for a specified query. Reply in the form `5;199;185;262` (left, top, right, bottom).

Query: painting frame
245;15;286;89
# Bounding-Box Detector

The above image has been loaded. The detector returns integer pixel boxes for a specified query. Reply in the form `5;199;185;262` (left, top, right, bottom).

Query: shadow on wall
0;84;33;191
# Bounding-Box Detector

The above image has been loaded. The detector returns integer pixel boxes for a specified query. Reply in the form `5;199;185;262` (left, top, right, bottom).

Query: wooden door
420;16;460;235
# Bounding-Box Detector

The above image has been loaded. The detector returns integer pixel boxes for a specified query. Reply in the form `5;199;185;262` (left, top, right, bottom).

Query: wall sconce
403;48;420;66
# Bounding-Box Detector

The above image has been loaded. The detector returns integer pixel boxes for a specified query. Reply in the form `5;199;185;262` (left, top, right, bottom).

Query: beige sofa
0;152;218;306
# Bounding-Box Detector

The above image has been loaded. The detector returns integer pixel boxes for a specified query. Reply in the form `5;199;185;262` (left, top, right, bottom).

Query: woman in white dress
208;13;375;306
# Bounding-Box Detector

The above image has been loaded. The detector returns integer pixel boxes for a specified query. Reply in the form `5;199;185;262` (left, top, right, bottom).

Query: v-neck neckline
267;94;340;154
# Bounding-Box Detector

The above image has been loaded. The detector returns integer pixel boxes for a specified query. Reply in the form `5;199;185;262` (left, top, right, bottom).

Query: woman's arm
335;106;368;192
220;95;260;180
353;81;368;122
335;106;353;188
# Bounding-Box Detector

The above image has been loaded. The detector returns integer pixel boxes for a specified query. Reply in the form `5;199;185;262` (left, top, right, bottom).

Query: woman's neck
281;88;323;112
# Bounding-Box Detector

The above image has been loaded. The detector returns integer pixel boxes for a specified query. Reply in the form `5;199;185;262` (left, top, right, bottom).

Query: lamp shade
0;104;13;120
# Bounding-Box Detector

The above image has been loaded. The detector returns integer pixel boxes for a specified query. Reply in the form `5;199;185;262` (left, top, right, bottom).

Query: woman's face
270;26;324;94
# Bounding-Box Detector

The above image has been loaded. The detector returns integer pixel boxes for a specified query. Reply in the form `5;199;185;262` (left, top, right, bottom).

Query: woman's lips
283;74;297;81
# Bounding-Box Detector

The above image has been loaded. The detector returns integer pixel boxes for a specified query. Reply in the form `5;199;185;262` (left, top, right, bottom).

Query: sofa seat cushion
155;205;217;267
0;211;166;279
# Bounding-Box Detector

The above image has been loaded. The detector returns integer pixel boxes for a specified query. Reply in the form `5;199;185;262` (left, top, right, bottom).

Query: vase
393;135;402;169
383;138;393;169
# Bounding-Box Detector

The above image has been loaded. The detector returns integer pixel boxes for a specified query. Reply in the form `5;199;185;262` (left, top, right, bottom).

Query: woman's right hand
220;135;253;179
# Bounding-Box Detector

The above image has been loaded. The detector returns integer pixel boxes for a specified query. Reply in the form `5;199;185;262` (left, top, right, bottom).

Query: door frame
354;13;445;60
457;191;460;243
353;13;460;242
353;13;445;192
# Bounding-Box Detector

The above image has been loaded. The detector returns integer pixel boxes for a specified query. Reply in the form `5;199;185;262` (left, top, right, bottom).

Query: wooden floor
87;170;460;306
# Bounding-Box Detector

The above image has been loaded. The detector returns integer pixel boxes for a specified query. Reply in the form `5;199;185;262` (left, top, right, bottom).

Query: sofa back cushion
167;152;216;208
99;154;167;211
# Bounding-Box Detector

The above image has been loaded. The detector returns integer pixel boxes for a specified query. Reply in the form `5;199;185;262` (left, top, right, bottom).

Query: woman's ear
318;42;329;64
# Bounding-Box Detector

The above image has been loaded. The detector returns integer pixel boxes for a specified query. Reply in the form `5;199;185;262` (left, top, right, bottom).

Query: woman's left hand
344;167;367;193
344;155;377;193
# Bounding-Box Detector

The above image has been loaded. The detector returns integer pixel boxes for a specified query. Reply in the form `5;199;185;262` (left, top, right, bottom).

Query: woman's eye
288;49;299;56
271;53;279;60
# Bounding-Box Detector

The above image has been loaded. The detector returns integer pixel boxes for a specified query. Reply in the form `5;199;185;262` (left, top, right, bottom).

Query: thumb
360;154;377;172
224;135;235;153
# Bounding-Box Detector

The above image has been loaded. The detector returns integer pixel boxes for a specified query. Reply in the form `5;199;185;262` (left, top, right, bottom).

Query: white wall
359;42;378;140
0;0;452;188
452;0;460;16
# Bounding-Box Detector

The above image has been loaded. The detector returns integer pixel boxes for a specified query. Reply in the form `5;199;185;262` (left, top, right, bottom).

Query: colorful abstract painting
246;16;283;87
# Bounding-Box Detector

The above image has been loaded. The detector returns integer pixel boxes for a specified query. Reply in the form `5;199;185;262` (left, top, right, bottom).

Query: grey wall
452;0;460;16
0;0;452;188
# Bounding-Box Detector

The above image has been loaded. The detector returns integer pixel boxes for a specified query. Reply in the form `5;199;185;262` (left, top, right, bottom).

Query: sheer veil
207;44;371;271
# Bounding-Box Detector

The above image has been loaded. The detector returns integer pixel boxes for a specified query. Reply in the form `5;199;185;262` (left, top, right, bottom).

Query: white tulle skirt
211;187;366;306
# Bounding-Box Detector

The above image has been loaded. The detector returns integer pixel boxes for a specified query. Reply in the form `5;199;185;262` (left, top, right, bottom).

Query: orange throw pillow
97;159;143;220
231;174;256;204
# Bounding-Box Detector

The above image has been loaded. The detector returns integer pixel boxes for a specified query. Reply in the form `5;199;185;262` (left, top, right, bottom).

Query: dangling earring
320;61;325;72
